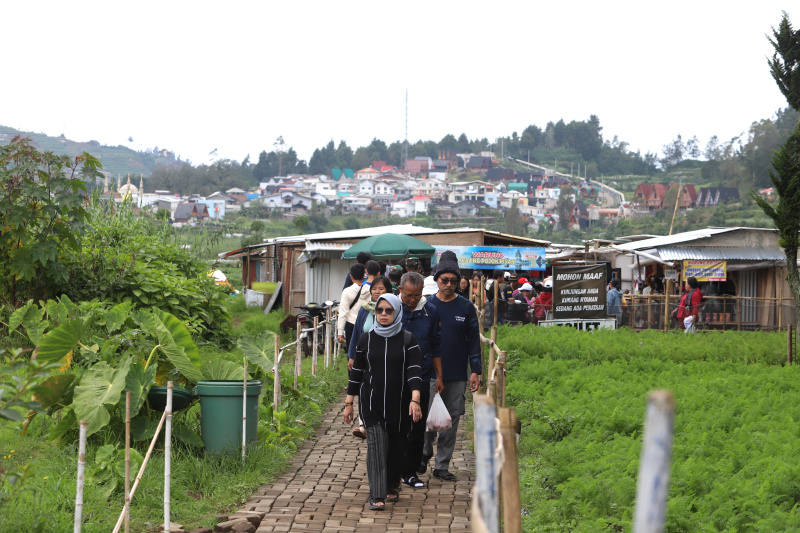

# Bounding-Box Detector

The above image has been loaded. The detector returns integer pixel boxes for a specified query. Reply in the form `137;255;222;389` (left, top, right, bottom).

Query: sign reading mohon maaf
552;264;607;320
432;246;546;271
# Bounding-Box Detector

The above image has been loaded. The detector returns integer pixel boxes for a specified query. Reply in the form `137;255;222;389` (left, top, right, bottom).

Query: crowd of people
335;251;710;510
339;251;481;510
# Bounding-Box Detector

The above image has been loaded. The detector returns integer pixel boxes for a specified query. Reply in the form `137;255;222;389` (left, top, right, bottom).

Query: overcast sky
2;1;797;166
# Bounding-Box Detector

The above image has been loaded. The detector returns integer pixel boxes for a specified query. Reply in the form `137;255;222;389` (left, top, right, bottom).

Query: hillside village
105;150;744;232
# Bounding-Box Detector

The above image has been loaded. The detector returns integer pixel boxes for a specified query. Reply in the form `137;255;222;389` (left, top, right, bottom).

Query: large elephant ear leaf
203;359;247;380
32;374;76;409
237;334;274;373
72;358;132;436
22;373;77;435
153;310;203;383
37;319;84;363
105;301;133;333
124;361;157;417
8;300;35;334
173;424;203;447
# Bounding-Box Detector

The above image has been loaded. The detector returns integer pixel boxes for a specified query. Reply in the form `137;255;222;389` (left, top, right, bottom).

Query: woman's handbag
426;393;452;432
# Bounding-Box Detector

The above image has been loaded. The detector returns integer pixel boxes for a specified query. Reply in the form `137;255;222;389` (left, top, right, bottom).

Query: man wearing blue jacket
397;272;443;488
423;251;482;482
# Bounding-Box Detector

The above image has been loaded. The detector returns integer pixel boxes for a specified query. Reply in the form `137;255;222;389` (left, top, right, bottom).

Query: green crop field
497;326;799;532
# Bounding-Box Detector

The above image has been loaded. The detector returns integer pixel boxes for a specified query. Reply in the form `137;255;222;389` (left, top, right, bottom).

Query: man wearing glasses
422;251;482;482
397;272;443;488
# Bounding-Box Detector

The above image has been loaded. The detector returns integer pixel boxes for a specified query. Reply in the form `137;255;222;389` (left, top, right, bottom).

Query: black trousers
401;382;431;479
344;321;355;353
366;425;407;499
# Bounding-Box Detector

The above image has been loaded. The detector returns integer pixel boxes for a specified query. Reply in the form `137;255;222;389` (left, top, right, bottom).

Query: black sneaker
417;455;432;475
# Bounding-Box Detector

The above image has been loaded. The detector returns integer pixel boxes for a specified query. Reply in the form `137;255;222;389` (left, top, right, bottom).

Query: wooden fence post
736;296;742;331
496;352;507;408
633;390;675;533
472;396;499;533
498;407;521;533
663;280;673;332
489;326;497;388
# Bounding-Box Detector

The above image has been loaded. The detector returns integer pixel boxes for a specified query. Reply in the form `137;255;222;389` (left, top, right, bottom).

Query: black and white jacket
347;330;422;433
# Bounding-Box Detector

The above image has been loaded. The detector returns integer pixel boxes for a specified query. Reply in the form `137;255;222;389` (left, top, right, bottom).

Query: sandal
369;497;386;510
386;489;399;503
402;476;425;488
432;469;457;482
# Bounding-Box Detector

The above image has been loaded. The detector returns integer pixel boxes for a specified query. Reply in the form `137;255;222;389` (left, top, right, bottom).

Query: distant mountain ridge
0;125;159;178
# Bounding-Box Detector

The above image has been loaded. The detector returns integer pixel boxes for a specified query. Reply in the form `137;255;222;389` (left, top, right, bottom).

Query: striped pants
365;425;406;499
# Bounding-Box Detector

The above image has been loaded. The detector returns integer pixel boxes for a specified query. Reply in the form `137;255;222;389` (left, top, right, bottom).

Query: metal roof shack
222;224;549;310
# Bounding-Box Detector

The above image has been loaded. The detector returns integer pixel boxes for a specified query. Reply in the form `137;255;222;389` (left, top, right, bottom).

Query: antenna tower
402;89;409;170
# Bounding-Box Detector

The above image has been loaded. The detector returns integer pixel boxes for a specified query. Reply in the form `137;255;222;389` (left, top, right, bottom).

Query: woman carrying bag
343;294;423;511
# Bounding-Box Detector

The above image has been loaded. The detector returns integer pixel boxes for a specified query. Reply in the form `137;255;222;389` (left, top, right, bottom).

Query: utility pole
402;89;409;170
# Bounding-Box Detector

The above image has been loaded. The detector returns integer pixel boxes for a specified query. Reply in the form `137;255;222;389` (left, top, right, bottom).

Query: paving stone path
236;401;474;532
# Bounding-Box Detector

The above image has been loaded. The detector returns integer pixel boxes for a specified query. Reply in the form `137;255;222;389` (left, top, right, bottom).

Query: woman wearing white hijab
343;294;423;510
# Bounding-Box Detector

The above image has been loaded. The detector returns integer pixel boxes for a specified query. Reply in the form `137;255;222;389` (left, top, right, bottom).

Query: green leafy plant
0;136;102;308
87;443;144;498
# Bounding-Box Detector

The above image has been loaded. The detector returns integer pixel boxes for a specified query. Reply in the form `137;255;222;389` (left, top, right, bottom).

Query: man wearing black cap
422;250;482;482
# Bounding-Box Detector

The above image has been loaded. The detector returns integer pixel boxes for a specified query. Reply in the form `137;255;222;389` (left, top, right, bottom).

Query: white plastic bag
426;393;452;432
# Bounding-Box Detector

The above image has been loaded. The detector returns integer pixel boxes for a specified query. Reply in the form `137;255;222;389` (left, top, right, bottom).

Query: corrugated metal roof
264;224;549;246
614;227;776;251
657;246;786;261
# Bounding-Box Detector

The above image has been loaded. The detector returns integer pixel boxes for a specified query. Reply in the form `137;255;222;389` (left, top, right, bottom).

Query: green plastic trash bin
196;380;262;454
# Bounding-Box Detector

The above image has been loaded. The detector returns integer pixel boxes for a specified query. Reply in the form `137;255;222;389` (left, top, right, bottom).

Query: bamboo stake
493;277;499;326
473;396;499;533
242;359;247;462
633;390;676;533
74;420;87;533
112;410;168;533
312;316;319;376
124;393;131;533
274;334;282;409
164;382;173;533
295;318;301;390
325;308;331;369
498;408;521;533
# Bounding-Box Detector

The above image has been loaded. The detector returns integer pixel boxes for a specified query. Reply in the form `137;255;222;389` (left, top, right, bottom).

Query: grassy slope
0;298;348;532
498;326;798;532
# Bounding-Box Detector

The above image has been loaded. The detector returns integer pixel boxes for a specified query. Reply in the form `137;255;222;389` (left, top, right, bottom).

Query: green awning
342;233;435;260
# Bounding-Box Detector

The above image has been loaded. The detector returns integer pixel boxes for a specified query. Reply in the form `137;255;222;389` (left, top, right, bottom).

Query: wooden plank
263;282;283;315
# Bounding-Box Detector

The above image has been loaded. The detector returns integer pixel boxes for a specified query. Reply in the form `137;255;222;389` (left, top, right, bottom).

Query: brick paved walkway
236;401;474;532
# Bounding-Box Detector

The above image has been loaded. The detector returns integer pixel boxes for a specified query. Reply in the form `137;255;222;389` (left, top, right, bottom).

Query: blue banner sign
432;246;546;270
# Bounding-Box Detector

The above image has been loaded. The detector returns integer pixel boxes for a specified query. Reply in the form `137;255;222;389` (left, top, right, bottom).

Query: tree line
144;109;799;196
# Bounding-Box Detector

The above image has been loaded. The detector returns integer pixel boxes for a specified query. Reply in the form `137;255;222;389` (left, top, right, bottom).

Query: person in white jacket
337;263;370;350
